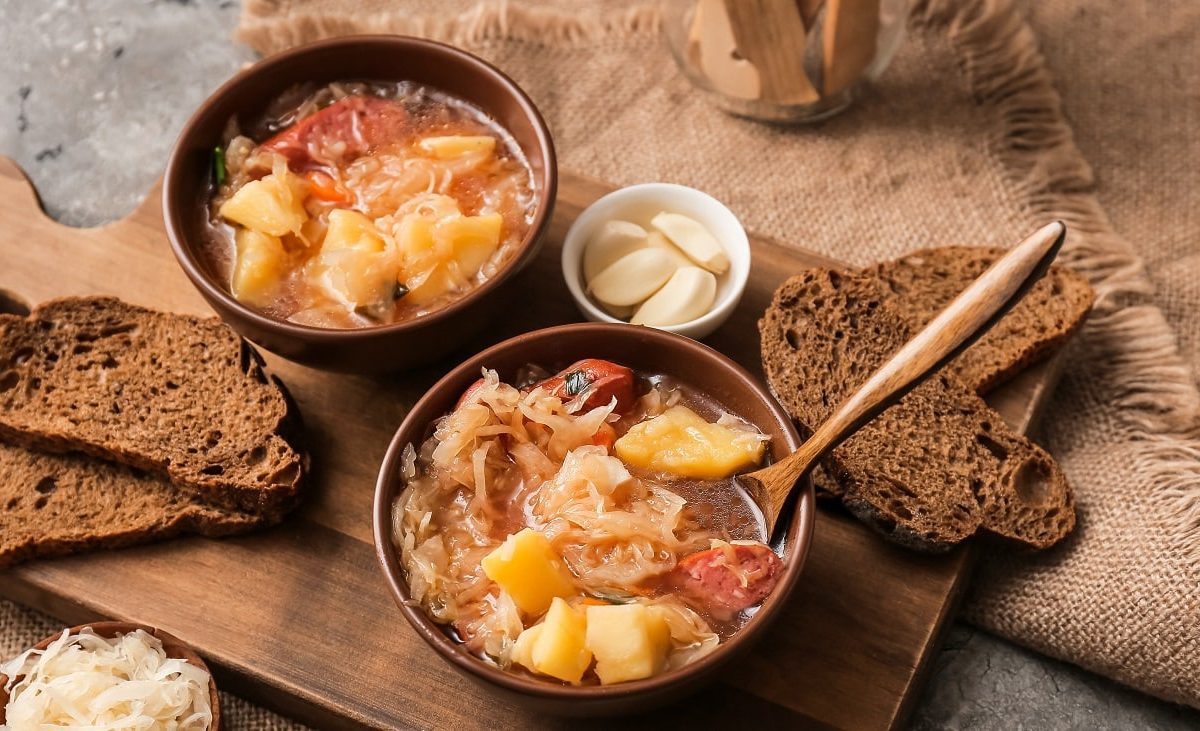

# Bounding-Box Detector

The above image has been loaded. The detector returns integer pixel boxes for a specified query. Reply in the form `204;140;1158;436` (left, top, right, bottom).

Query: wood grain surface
0;156;1061;730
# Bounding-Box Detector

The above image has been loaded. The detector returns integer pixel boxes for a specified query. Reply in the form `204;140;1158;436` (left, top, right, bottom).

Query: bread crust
760;268;1077;551
0;442;270;568
868;246;1095;393
0;297;307;518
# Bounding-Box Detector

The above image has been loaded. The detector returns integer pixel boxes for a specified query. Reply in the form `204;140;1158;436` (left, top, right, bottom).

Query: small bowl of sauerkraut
0;622;218;730
373;323;817;715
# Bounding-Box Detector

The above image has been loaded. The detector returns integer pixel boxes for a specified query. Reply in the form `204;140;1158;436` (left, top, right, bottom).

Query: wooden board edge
888;544;977;730
888;345;1074;729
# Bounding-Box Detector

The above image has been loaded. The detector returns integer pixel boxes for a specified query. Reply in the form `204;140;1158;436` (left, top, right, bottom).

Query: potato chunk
397;210;503;306
614;405;766;479
312;247;402;315
219;170;308;236
437;212;502;275
510;623;544;672
535;598;593;683
322;209;387;253
418;135;496;159
481;528;575;616
511;598;592;684
231;229;286;307
585;603;671;685
308;211;401;314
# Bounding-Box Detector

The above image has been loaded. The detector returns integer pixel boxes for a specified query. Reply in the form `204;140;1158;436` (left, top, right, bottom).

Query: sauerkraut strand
1;628;213;730
532;447;708;588
394;367;736;675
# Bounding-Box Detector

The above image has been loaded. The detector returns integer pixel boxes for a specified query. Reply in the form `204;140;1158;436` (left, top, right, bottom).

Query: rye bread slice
759;269;1075;551
809;247;1094;500
0;442;268;568
868;246;1095;393
0;297;305;515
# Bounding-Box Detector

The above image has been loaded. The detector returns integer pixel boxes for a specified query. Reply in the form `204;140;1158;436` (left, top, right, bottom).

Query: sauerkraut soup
393;359;785;686
204;80;536;329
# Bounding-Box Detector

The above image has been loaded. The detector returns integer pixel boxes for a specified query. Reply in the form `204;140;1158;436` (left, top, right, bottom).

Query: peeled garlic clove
631;266;717;326
602;302;636;320
650;213;729;275
583;220;649;281
588;248;677;307
645;231;694;268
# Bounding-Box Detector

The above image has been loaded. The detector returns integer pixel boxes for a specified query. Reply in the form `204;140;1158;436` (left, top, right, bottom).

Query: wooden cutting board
0;156;1062;730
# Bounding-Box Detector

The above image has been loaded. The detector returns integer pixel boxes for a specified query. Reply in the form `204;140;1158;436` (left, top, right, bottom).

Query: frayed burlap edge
913;0;1200;569
236;0;661;52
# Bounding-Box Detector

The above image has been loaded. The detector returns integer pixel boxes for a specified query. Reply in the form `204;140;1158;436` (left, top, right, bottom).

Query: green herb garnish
213;146;226;187
564;370;591;397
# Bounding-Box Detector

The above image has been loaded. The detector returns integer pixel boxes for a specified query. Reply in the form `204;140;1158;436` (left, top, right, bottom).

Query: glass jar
662;0;907;123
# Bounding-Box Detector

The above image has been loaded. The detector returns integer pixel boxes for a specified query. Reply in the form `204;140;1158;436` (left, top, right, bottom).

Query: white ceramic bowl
561;183;751;340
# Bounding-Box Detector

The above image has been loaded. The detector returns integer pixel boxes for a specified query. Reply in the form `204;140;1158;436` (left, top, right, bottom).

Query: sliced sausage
533;359;636;413
259;95;409;169
670;542;783;618
455;378;487;409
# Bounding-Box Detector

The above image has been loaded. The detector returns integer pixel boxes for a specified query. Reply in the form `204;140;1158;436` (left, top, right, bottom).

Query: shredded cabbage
393;367;767;676
532;447;708;587
1;628;212;730
639;598;721;670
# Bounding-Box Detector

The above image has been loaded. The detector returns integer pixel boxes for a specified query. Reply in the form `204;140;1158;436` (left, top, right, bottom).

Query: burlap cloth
4;0;1196;726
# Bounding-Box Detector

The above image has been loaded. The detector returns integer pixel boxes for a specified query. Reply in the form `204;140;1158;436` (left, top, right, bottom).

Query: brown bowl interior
372;323;816;714
0;621;220;729
162;35;557;370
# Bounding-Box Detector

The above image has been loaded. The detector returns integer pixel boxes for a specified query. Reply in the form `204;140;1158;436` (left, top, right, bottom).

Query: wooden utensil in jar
741;221;1068;536
687;0;882;105
691;0;819;103
723;0;820;104
823;0;881;95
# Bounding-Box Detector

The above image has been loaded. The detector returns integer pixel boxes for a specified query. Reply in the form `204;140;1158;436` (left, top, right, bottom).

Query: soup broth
204;81;536;329
394;359;785;686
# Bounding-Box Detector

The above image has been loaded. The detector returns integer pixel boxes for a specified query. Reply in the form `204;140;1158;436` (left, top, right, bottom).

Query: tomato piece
259;95;409;170
591;423;617;452
304;170;351;203
535;359;636;413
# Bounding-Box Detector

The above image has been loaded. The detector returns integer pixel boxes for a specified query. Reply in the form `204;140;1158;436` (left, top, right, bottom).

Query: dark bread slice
0;297;305;516
810;247;1094;499
760;269;1075;551
868;246;1095;393
0;442;268;568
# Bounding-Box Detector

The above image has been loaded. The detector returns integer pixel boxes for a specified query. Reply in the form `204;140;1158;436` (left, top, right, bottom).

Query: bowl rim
162;34;558;343
372;322;816;702
560;182;751;335
0;621;220;729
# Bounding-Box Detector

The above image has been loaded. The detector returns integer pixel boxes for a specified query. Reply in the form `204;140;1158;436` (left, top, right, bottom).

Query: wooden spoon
741;221;1068;537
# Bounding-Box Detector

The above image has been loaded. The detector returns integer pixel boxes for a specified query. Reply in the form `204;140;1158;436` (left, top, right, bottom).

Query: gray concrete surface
2;1;1198;729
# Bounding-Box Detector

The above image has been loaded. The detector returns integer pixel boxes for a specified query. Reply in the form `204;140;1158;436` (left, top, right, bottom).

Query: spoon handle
753;221;1067;531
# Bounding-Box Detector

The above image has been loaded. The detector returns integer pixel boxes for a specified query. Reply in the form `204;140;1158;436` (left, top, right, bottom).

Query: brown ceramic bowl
0;621;220;729
372;323;816;715
163;35;557;373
